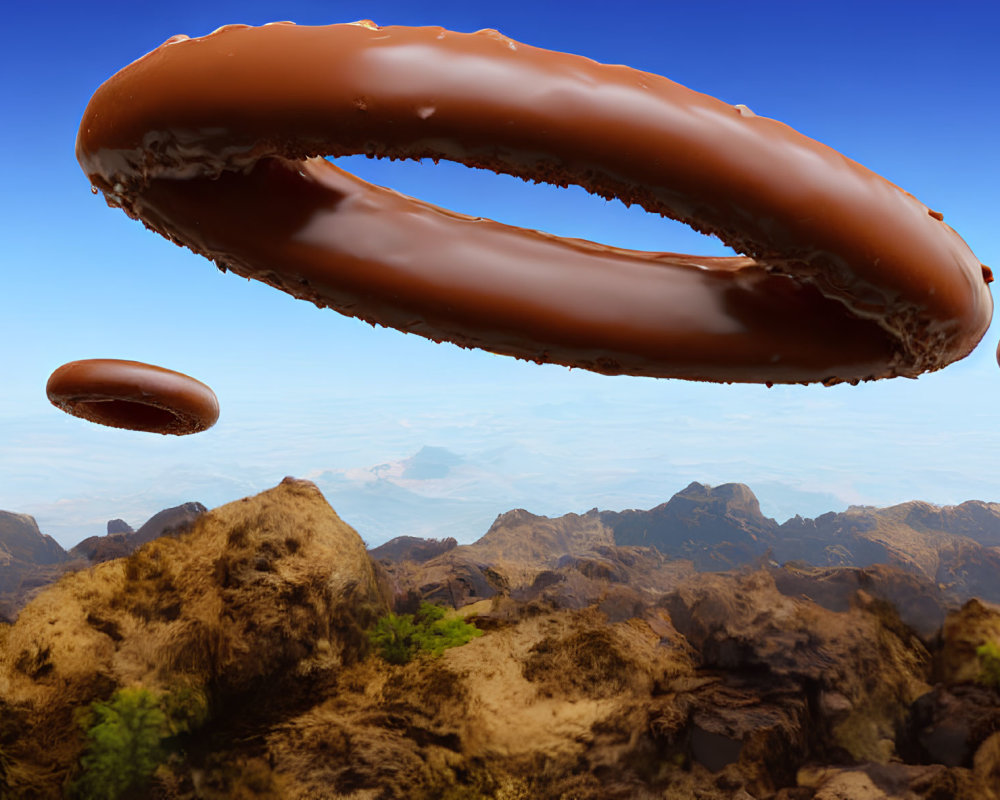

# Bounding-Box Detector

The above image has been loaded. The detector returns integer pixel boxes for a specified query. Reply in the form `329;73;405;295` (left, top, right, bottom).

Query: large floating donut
76;21;992;385
47;359;219;435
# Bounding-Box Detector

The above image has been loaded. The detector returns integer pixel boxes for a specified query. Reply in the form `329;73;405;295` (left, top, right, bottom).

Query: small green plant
71;684;210;799
976;640;1000;689
71;687;167;799
370;603;482;664
411;604;482;657
370;612;419;665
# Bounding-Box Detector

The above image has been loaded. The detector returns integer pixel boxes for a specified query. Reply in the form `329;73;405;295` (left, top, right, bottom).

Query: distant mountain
373;482;1000;605
0;502;206;620
0;511;67;575
7;481;1000;619
598;483;1000;603
367;535;458;564
0;511;74;621
312;469;501;544
466;507;616;586
106;518;133;535
69;502;207;563
398;445;465;480
773;499;1000;598
600;481;778;569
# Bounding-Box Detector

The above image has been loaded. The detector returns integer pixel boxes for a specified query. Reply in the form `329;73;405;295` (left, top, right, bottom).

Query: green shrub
370;603;482;665
976;640;1000;689
370;612;419;665
413;614;481;657
71;684;210;799
72;687;167;799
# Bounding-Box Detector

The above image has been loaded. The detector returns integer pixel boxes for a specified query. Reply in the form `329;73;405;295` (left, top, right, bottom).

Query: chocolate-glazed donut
47;359;219;435
76;21;992;385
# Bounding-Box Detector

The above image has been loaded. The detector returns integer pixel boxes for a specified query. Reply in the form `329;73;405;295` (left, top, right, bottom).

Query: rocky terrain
0;503;207;623
597;482;1000;602
0;510;78;623
69;502;207;564
6;481;1000;622
372;481;1000;616
1;481;999;798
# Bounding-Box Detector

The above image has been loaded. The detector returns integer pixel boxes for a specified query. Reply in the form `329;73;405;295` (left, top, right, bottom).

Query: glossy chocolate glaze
76;21;992;384
46;359;219;435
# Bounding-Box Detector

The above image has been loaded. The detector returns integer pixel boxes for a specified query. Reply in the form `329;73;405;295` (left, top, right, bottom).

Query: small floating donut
76;21;993;385
46;359;219;435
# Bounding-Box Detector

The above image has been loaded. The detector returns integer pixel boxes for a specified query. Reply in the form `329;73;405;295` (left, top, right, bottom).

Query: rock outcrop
776;501;1000;603
0;478;386;796
368;535;457;564
768;562;951;640
0;502;209;622
0;511;72;621
601;482;778;570
467;507;617;585
376;508;620;611
374;482;1000;605
106;518;133;535
69;501;207;564
0;512;67;571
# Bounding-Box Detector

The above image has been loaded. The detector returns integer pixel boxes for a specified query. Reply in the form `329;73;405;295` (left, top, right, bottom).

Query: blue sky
1;1;998;547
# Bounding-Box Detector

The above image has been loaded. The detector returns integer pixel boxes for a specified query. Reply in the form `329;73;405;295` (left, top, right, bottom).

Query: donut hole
76;399;180;432
328;155;736;257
